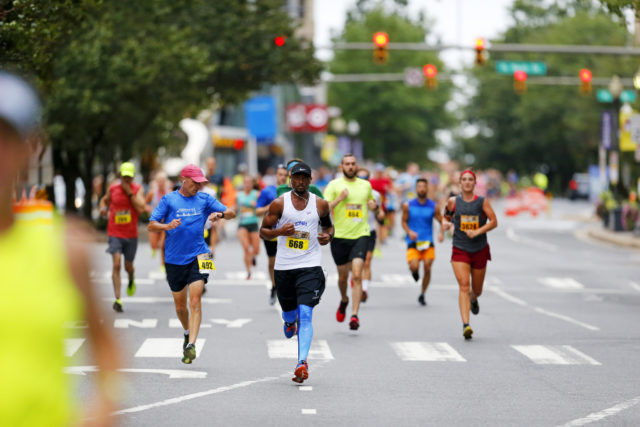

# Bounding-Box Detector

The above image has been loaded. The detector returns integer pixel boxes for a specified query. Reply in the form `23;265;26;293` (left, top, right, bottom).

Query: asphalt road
67;199;640;426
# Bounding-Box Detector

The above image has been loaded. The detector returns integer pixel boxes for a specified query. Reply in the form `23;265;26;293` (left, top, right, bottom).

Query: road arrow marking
135;338;206;358
391;342;466;362
64;366;206;378
512;345;601;365
560;395;640;426
301;409;317;415
211;318;252;328
114;319;158;329
169;318;211;328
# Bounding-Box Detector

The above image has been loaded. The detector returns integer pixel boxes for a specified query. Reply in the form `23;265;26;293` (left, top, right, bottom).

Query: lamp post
608;75;624;230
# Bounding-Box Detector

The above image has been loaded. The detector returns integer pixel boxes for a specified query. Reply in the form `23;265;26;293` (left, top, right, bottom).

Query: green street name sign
597;89;636;103
495;61;547;76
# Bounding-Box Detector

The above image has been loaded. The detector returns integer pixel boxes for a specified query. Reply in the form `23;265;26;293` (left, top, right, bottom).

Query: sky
314;0;516;68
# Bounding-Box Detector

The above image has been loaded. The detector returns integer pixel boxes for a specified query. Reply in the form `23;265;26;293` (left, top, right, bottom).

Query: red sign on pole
286;104;329;133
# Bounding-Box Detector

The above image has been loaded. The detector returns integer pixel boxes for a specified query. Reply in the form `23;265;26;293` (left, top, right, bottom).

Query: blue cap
0;71;41;138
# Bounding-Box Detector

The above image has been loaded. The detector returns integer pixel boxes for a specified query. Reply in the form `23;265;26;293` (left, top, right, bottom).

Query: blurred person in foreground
0;70;120;426
99;161;146;312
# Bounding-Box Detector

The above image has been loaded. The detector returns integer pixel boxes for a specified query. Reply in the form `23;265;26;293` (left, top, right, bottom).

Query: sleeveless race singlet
1;202;83;426
275;192;322;270
452;195;488;252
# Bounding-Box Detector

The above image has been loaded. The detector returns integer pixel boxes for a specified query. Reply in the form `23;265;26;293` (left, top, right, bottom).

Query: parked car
568;173;589;200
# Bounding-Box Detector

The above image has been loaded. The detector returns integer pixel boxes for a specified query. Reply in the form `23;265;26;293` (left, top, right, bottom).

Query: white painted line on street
512;345;601;365
134;338;206;358
489;286;529;306
225;271;268;281
506;226;558;252
301;409;317;415
64;320;88;329
113;376;280;416
93;278;155;285
169;318;211;328
267;339;334;360
65;365;206;379
539;277;584;290
559;395;640;426
391;342;466;362
64;338;85;357
299;386;313;392
114;318;158;329
533;307;600;331
630;281;640;292
211;318;252;328
102;297;230;304
149;271;167;280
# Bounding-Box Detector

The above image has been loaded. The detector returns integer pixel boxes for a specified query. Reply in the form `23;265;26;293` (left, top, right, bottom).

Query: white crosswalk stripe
64;338;85;357
135;338;206;358
538;277;584;290
391;342;466;362
512;345;601;365
267;339;334;360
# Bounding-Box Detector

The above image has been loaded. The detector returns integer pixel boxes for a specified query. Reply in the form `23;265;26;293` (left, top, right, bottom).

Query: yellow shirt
0;202;83;426
324;177;374;239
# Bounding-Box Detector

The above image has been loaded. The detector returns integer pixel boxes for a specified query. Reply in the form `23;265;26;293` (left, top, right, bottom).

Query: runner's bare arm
98;191;110;216
260;198;294;239
401;202;417;240
148;218;181;231
328;188;348;210
434;202;445;242
317;198;334;246
130;187;146;213
479;198;498;234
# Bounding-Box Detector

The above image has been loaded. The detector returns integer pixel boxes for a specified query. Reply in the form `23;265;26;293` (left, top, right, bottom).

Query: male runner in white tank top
260;162;334;384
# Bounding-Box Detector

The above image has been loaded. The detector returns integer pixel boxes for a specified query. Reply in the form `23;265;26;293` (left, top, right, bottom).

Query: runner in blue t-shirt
149;164;236;364
256;164;288;305
401;178;444;306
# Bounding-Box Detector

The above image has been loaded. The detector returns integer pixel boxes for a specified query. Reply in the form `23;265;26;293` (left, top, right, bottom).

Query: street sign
495;61;547;76
404;67;423;87
244;96;276;142
596;89;636;103
601;111;612;149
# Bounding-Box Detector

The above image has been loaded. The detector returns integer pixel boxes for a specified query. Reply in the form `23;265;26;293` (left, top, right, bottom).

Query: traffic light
274;36;286;47
579;68;592;94
423;64;438;89
233;139;244;150
373;32;389;65
514;70;527;94
475;38;486;66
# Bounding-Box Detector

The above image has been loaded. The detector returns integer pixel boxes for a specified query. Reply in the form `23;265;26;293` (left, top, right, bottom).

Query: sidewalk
586;225;640;250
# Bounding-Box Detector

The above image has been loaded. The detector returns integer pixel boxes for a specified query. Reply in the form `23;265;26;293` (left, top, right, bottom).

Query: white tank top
275;192;322;270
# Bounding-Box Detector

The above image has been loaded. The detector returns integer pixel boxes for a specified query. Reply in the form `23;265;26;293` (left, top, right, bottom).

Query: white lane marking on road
93;278;155;285
391;342;466;362
299;386;313;391
101;297;230;304
539;277;584;290
225;271;268;281
267;339;334;360
506;226;558;252
112;376;280;416
65;365;206;379
512;345;601;365
169;318;211;328
559;395;640;426
114;319;158;329
301;409;317;415
533;307;600;331
64;320;88;329
490;286;600;331
148;271;166;280
630;281;640;292
211;318;252;328
489;286;529;306
64;338;85;357
134;338;206;358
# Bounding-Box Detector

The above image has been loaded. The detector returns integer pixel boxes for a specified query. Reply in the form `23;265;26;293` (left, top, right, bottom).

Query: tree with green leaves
327;1;454;167
1;0;321;216
461;0;638;192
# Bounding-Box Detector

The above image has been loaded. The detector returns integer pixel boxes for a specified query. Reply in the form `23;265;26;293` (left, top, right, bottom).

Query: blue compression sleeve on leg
297;305;314;363
282;309;297;324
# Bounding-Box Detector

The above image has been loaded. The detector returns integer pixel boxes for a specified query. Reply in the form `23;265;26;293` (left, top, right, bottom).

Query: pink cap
180;164;208;183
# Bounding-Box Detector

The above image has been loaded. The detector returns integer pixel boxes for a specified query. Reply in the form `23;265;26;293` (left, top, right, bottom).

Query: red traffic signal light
513;70;527;94
233;139;245;150
579;68;592;94
373;32;389;48
274;36;286;47
475;38;486;66
423;64;438;78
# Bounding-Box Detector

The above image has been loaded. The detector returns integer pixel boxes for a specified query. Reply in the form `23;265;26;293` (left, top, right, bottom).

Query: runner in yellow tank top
0;71;120;426
324;154;379;331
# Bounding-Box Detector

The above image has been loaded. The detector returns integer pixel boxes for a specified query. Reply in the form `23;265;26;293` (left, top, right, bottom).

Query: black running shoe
463;325;473;340
471;299;480;315
411;271;420;282
183;333;189;350
418;294;426;306
112;300;123;313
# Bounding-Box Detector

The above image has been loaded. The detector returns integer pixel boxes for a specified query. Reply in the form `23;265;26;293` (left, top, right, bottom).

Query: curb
586;226;640;250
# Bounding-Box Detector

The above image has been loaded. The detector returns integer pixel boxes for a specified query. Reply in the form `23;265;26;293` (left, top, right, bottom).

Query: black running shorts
263;238;278;257
330;236;369;266
274;266;325;312
106;236;138;262
367;230;377;253
165;258;208;293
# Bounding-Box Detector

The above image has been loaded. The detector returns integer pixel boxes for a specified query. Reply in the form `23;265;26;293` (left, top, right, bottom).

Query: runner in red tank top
99;162;146;312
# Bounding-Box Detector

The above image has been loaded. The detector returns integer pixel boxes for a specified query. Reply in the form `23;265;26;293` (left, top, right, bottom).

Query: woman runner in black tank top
443;170;498;340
